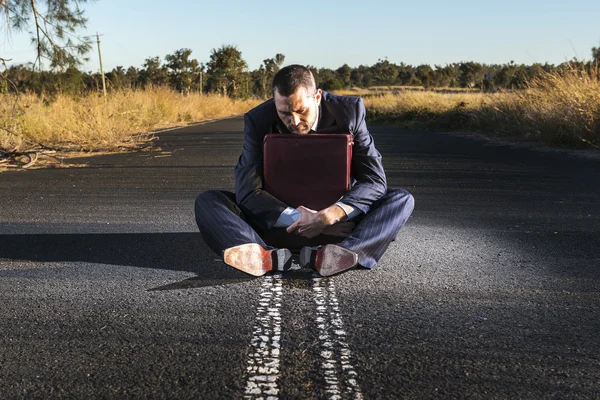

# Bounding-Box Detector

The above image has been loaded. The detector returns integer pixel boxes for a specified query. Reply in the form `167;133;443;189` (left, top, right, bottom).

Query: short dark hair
272;64;316;97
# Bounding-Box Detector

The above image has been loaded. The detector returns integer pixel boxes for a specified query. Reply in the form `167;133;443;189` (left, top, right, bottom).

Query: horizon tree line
2;44;600;98
2;1;599;99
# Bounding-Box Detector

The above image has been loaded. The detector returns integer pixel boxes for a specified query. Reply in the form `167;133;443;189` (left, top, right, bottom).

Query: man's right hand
321;221;356;237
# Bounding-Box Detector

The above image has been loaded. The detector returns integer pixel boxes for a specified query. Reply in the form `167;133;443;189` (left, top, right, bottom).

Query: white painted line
313;278;364;400
244;274;283;400
314;279;341;398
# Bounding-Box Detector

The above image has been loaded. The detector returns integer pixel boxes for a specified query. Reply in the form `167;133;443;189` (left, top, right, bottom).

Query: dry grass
334;86;477;97
362;70;600;149
1;88;262;152
479;71;600;147
3;71;598;155
364;90;494;115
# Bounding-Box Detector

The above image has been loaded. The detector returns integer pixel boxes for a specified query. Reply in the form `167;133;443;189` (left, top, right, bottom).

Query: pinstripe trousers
194;188;414;269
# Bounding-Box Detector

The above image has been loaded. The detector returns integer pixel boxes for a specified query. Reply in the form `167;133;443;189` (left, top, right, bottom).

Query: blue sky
2;0;599;72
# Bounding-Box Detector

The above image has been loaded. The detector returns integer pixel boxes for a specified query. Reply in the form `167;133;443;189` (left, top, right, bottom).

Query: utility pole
199;70;203;95
96;33;106;96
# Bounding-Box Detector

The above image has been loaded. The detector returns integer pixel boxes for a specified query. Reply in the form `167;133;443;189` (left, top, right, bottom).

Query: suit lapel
271;114;289;134
316;100;338;133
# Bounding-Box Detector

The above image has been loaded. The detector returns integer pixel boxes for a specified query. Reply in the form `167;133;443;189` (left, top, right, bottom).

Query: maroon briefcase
263;133;353;211
262;133;354;251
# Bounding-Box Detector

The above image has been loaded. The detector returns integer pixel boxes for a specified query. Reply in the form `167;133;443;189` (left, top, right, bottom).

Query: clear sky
2;0;599;72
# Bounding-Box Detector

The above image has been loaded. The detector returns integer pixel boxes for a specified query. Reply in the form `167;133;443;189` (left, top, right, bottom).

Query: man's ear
315;88;323;105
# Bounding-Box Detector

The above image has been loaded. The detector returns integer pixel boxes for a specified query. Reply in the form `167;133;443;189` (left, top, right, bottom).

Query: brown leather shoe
300;244;358;277
223;243;292;276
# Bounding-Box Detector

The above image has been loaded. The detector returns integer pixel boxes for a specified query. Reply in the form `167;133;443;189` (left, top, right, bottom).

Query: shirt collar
311;102;320;132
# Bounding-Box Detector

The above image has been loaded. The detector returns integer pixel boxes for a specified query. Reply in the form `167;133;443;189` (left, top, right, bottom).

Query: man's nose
291;113;300;126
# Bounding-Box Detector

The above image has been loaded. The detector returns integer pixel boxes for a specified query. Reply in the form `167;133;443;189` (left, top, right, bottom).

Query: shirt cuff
335;201;362;221
273;207;301;228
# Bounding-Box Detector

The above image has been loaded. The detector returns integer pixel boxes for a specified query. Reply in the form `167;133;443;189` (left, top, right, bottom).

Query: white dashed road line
244;274;283;400
313;277;364;400
244;274;363;399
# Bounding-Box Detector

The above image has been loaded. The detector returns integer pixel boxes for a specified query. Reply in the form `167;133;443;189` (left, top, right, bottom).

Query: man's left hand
286;206;327;238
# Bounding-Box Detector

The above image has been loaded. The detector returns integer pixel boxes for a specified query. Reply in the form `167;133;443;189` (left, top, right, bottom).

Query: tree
458;62;486;89
165;48;199;94
433;64;460;88
350;65;373;88
125;66;139;90
107;66;126;90
256;53;285;97
206;45;248;97
371;59;398;86
59;65;83;93
397;63;417;86
138;56;169;88
336;64;352;88
591;46;600;77
349;66;364;87
1;0;93;70
318;68;344;91
415;64;434;88
492;62;516;89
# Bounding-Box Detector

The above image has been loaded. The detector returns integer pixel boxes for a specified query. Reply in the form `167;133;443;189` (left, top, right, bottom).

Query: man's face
274;87;322;134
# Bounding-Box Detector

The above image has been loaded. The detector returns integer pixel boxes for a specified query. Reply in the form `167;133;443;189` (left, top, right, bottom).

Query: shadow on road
0;232;258;290
0;233;326;291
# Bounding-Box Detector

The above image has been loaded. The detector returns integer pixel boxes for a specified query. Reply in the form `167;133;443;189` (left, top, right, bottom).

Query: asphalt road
1;118;599;399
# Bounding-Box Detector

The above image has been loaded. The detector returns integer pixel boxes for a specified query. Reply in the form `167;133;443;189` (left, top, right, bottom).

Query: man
195;65;414;276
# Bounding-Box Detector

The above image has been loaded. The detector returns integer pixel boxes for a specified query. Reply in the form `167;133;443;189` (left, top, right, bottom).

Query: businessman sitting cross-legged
195;64;414;276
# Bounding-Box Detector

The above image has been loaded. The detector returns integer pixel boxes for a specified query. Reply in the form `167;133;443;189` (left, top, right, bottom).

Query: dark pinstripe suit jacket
234;91;387;232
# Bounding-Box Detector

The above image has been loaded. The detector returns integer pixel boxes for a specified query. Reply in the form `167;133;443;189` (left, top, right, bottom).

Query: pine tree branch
30;0;44;68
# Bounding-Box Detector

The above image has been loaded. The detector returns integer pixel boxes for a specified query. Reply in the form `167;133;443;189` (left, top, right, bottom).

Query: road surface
1;118;599;399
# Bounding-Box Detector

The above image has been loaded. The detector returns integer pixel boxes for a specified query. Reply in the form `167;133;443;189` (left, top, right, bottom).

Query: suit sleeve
234;113;289;232
339;98;387;214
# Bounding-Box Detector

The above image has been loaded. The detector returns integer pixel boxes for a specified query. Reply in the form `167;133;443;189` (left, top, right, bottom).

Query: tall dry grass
1;88;262;152
478;71;600;147
2;71;598;154
364;90;495;120
335;86;476;97
363;70;600;149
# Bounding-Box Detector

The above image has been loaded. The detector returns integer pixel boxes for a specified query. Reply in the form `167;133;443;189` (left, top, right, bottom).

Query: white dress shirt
273;104;361;228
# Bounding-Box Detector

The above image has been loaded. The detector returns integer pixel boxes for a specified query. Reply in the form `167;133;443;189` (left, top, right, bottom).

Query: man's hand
286;206;327;238
322;221;356;238
286;204;351;239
